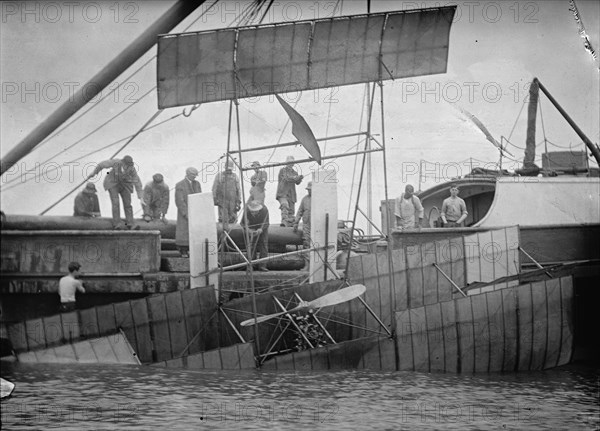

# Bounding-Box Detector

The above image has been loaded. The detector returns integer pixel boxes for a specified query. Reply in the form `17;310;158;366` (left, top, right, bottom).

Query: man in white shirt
395;184;424;230
441;184;468;227
58;262;86;312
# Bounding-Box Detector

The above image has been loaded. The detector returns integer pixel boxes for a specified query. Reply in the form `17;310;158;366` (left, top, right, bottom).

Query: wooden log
502;287;518;371
455;296;474;373
130;298;153;363
558;276;574;366
425;303;444;372
440;300;458;373
147;295;172;362
544;278;562;369
471;294;489;373
517;284;534;371
486;290;505;372
531;281;548;369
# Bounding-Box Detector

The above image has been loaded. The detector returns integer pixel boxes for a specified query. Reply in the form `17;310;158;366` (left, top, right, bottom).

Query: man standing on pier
276;156;303;227
175;167;202;257
249;161;268;204
92;155;143;230
58;262;85;312
441;185;468;227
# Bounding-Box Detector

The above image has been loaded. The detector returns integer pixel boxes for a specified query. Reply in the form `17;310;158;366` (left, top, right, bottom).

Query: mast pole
0;0;206;176
534;78;600;166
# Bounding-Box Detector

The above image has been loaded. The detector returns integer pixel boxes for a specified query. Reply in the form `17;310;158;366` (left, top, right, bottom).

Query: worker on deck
73;182;101;218
276;155;303;227
212;159;241;225
92;155;143;230
394;184;424;230
249;161;268;204
240;200;270;272
143;173;170;223
175;167;202;257
441;184;468;227
58;261;85;312
293;181;312;248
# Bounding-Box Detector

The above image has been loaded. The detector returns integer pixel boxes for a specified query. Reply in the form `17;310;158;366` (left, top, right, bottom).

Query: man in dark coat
276;155;303;226
74;182;101;217
143;173;170;222
240;200;270;271
92;155;143;229
175;167;201;257
212;160;241;225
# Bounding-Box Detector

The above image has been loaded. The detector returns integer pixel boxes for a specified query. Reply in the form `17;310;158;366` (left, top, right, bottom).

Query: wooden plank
449;236;465;290
376;252;392;328
220;344;242;370
558;277;574;366
392;249;408;312
130;298;153;363
186;352;205;369
72;340;98;362
501;287;518;372
491;228;507;278
53;344;78;363
35;347;58;363
396;310;414;371
544;278;562;369
89;337;119;363
309;169;338;283
79;308;99;339
96;304;117;336
410;307;429;372
109;333;140;364
361;253;380;332
147;295;172;362
455;296;474;373
165;292;189;358
346;254;365;285
464;232;481;284
435;239;453;303
517;283;533;371
188;193;219;296
486;289;505;372
440;300;457;373
202;348;222;369
61;312;80;344
17;351;38;363
505;226;520;274
237;343;256;369
471;294;490;373
289;350;312;371
25;318;45;350
530;281;548;370
425;303;444;372
42;314;63;347
379;337;396;371
114;301;136;352
477;230;495;282
406;244;424;309
360;336;382;370
422;242;438;306
7;322;28;352
181;288;205;354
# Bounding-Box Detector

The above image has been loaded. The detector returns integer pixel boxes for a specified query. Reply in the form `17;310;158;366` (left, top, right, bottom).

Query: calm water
1;362;598;430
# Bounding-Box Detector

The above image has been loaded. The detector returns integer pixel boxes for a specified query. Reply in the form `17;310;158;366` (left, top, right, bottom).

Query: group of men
395;184;468;230
76;155;313;263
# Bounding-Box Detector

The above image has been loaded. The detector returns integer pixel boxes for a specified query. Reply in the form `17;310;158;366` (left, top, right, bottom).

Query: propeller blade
308;284;366;309
240;304;304;327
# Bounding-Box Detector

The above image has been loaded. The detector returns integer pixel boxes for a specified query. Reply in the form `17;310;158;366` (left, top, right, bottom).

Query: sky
1;0;599;228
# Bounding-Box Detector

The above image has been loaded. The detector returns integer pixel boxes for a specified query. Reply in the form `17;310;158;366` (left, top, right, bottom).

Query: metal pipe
358;296;392;336
432;263;467;297
324;213;329;281
219;307;246;344
535;78;600;166
239;148;383;171
1;0;206;176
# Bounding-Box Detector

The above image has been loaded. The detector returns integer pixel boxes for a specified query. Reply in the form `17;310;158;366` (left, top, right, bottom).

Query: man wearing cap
92;155;143;229
293;181;312;249
249;161;268;204
74;182;101;217
441;184;468;227
175;167;202;257
276;156;303;227
212;160;241;225
143;173;170;222
394;184;424;231
240;200;270;271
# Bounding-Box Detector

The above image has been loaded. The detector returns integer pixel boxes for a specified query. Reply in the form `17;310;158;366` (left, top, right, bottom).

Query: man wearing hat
441;184;468;227
212;159;241;225
143;173;170;222
249;161;268;204
175;167;202;257
74;182;101;217
92;155;143;229
276;155;303;227
293;181;312;252
240;200;270;271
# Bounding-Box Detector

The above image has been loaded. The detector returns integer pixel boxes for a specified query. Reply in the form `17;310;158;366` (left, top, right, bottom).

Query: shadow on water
1;360;598;430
